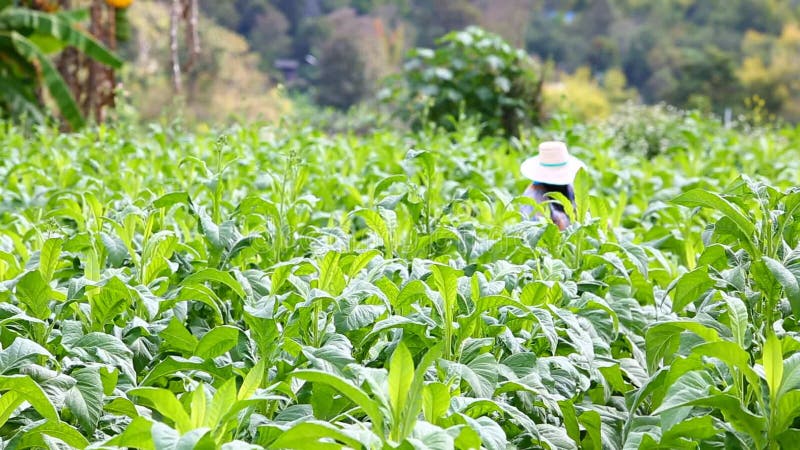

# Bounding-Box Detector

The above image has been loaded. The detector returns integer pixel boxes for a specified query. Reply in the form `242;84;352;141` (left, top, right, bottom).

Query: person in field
519;141;586;230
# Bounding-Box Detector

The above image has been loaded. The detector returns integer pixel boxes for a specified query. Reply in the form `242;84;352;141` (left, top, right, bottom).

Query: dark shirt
520;183;576;230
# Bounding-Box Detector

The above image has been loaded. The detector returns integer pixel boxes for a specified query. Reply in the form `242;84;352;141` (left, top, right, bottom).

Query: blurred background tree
4;0;800;128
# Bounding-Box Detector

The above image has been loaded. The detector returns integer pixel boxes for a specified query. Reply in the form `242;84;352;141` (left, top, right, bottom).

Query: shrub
388;26;543;138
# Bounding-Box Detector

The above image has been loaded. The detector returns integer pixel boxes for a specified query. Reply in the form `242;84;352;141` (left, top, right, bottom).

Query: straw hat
520;141;585;185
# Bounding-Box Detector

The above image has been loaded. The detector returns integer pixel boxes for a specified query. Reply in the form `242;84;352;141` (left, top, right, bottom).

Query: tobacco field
3;108;800;449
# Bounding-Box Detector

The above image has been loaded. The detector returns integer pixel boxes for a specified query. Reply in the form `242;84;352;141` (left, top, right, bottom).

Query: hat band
540;161;568;167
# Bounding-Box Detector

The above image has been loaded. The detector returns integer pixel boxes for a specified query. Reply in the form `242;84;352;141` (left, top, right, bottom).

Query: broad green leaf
161;317;200;355
388;342;414;440
64;367;103;433
141;231;178;285
38;237;62;282
355;209;393;257
765;332;783;403
672;189;755;237
238;359;266;401
0;375;58;425
127;387;192;432
206;377;237;428
90;277;134;329
557;400;581;446
578;410;602;450
667;266;715;313
8;32;84;129
291;370;384;432
423;382;450;424
660;415;719;445
140;356;231;386
182;268;246;299
1;8;123;67
100;232;129;267
646;320;720;372
723;294;748;348
195;326;239;359
270;421;365;450
15;270;50;320
153;191;193;210
762;257;800;318
346;249;380;278
104;416;154;449
4;419;90;450
190;384;207;428
318;251;345;296
0;338;51;375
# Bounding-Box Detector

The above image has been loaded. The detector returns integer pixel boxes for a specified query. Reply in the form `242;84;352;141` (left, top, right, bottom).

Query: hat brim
520;155;585;185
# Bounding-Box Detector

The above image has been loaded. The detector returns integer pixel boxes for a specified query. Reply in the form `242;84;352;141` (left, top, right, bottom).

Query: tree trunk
170;0;182;94
185;0;200;72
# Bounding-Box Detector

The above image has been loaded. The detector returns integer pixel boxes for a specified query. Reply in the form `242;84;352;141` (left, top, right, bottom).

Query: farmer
519;141;586;230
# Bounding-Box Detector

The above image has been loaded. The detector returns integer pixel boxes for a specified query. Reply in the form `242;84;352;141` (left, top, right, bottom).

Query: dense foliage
198;0;800;120
2;109;800;448
389;27;542;138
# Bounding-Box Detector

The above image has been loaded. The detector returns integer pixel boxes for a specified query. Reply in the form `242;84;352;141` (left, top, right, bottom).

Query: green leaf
388;342;414;439
666;266;715;313
646;320;720;372
422;382;450;424
127;387;191;433
91;277;134;329
578;410;602;450
195;326;239;359
100;232;129;267
140;356;231;386
317;251;345;296
8;32;84;130
270;421;366;450
189;384;207;430
355;209;393;257
238;359;266;401
0;338;51;375
557;400;581;446
291;370;384;432
765;332;784;403
4;419;90;450
346;249;380;279
153;191;193;210
762;257;800;317
141;231;178;285
104;417;154;449
160;317;199;355
64;367;103;434
660;415;719;445
1;8;123;67
206;377;237;427
182;268;246;299
723;294;748;348
672;189;755;237
0;375;58;425
15;270;51;320
38;237;62;282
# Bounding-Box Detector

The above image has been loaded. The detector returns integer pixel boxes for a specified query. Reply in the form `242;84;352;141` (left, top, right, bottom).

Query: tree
392;26;543;137
411;0;480;47
315;35;367;109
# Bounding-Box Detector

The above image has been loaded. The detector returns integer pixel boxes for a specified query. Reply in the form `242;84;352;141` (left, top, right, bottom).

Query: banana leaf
0;7;123;69
8;31;84;129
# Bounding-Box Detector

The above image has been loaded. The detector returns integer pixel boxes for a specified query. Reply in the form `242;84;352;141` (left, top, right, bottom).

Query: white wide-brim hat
520;141;585;185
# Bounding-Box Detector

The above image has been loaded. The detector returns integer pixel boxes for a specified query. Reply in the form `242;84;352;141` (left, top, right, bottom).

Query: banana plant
0;3;123;129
